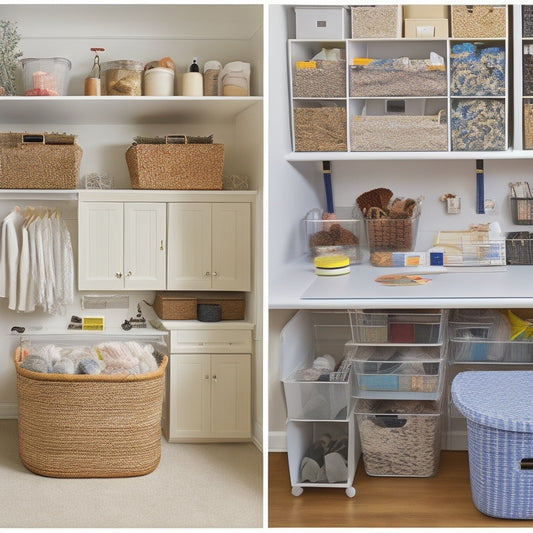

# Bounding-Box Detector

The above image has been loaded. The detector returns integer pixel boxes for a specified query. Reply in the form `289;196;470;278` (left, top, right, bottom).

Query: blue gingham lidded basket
451;371;533;519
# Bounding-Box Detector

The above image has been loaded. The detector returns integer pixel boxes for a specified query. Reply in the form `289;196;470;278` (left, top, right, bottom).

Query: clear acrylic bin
355;398;442;477
449;325;533;363
346;343;444;399
305;208;362;264
349;309;446;345
282;361;352;420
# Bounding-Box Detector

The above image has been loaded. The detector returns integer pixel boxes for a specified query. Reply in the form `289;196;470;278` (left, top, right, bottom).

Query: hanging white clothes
0;206;74;315
0;207;24;309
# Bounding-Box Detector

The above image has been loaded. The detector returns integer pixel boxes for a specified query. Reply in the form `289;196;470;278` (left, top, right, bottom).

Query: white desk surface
269;260;533;310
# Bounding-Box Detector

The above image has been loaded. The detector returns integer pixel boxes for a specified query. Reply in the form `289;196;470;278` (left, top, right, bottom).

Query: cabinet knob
212;271;218;276
204;374;210;380
212;374;217;383
126;270;132;277
204;271;210;276
160;240;164;251
115;272;123;279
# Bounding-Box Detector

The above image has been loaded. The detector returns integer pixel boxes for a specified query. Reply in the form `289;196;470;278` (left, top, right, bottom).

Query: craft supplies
84;48;104;96
314;255;350;276
431;222;506;266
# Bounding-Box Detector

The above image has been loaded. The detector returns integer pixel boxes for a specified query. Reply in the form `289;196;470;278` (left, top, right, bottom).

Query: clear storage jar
21;57;71;96
101;60;144;96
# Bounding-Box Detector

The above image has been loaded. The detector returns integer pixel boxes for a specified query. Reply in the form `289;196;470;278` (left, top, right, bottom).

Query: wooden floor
268;451;532;528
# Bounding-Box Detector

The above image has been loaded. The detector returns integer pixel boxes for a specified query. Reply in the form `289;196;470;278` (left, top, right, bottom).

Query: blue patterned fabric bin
452;371;533;519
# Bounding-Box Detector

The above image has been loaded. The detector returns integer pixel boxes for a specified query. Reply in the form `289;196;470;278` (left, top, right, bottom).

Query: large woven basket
126;142;224;190
14;349;168;478
0;132;82;189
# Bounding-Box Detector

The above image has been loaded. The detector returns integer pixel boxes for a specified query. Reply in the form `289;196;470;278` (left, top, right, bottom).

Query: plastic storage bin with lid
452;371;533;519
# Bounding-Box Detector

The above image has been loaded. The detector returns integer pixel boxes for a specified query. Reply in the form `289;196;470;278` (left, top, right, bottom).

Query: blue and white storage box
452;371;533;519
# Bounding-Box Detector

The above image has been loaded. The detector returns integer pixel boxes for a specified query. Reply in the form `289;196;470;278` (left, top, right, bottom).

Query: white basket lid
451;371;533;432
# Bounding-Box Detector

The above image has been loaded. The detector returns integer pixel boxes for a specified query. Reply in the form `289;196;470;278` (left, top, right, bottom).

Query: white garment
0;209;24;310
0;206;74;315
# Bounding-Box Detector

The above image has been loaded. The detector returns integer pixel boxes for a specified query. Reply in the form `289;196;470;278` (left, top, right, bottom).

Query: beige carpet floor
0;419;263;528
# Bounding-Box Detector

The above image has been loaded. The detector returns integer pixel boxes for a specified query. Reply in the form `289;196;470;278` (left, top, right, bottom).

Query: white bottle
182;57;203;96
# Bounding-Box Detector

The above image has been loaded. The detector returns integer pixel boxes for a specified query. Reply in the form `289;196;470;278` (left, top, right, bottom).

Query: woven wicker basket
153;292;197;320
14;349;168;478
0;133;82;189
451;5;507;38
126;142;224;190
152;291;245;320
365;215;420;252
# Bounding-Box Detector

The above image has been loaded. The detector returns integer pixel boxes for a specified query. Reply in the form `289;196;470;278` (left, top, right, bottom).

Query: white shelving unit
280;310;359;497
268;3;533;456
0;4;264;443
288;7;509;155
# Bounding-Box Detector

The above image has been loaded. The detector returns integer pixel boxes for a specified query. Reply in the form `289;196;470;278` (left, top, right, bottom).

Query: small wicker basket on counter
126;134;224;190
0;132;82;189
14;347;168;478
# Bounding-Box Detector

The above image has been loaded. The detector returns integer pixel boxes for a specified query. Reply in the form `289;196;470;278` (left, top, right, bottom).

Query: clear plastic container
305;207;362;264
101;60;144;96
21;57;71;96
346;343;444;399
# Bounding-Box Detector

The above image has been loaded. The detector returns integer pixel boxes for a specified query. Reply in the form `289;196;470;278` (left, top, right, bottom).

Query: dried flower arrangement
0;20;22;96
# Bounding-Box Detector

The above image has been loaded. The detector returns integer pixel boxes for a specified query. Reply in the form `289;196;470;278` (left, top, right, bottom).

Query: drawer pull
520;458;533;470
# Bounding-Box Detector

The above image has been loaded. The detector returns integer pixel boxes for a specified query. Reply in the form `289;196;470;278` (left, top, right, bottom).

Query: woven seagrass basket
14;348;168;478
0;133;82;189
365;215;420;252
126;142;224;190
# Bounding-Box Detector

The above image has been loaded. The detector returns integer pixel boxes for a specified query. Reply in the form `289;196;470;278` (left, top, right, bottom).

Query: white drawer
169;328;252;353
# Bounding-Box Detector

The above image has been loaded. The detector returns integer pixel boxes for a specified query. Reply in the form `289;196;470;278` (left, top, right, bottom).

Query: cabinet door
169;354;211;439
78;202;124;290
210;353;252;439
211;203;251;291
167;203;212;290
123;203;166;290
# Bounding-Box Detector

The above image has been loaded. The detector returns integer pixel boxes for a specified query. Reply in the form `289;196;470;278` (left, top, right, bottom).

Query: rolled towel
313;354;335;372
51;358;76;375
79;358;101;375
20;355;50;373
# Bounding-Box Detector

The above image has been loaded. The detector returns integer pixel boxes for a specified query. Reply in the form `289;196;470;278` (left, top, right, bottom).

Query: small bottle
182;57;203;96
84;47;104;96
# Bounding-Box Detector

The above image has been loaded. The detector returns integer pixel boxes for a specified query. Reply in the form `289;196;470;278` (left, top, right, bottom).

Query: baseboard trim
268;430;287;452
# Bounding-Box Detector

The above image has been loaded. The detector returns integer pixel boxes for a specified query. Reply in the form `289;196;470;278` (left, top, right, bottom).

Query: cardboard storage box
404;18;449;38
403;5;448;19
295;6;350;39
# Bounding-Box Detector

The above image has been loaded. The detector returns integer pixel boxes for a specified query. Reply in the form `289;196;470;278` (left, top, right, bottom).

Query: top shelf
0;96;263;125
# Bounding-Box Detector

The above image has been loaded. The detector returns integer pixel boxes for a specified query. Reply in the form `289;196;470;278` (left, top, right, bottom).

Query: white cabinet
167;202;251;291
163;322;253;442
78;201;166;290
